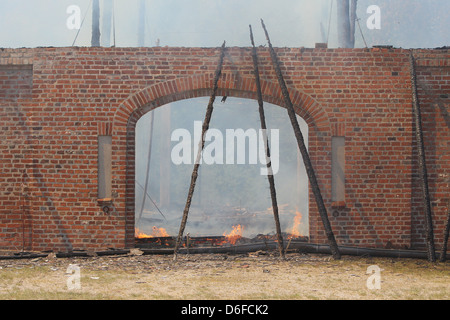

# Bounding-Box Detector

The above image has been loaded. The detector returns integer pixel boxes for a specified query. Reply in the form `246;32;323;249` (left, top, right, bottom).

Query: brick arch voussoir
112;72;330;135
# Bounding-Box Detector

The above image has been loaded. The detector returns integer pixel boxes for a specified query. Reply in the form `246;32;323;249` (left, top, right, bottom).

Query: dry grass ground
0;251;449;300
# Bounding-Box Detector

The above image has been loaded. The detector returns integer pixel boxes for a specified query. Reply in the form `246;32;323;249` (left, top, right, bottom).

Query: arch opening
133;96;310;248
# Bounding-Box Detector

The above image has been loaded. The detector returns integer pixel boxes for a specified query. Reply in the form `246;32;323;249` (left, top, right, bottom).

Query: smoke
0;0;448;48
135;97;309;238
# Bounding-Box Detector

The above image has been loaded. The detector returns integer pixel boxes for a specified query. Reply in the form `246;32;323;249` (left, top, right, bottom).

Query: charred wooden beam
261;19;341;260
136;236;175;249
0;253;48;260
173;41;227;261
56;251;89;258
249;25;284;259
91;0;101;47
349;0;358;48
409;53;436;262
337;0;358;48
439;200;450;262
142;241;450;260
96;249;130;256
337;0;352;48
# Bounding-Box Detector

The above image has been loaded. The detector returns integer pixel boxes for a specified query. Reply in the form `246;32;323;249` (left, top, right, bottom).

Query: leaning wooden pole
173;42;226;261
261;20;341;260
440;201;450;262
409;53;436;262
249;25;285;258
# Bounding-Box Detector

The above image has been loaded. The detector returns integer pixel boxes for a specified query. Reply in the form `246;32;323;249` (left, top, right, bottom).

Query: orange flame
288;210;303;238
135;226;169;238
222;225;243;245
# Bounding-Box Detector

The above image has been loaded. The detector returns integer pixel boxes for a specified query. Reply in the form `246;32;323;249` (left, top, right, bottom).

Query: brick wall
412;50;450;249
0;65;33;100
0;46;448;252
0;61;33;250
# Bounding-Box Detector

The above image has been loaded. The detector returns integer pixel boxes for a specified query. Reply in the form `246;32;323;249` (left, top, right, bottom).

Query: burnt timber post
409;53;436;262
91;0;101;47
440;201;450;262
173;42;227;261
261;20;341;260
249;25;285;258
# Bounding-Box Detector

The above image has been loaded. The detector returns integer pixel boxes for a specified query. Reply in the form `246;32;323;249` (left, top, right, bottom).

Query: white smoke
1;0;447;48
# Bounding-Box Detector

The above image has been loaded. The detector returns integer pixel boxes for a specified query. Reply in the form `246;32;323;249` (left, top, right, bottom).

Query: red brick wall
0;46;448;252
413;50;450;249
0;63;33;250
0;65;33;100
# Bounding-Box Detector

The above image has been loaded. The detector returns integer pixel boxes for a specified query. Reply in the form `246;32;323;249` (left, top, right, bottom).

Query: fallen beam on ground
141;241;450;260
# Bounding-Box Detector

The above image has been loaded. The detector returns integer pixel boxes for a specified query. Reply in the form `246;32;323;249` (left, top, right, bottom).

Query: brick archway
3;47;448;252
112;72;331;248
113;72;330;132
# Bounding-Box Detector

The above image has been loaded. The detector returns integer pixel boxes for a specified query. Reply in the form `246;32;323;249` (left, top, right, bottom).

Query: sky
0;0;448;49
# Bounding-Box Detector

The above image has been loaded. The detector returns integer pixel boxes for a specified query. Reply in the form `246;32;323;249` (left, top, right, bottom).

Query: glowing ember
135;226;169;238
222;225;243;245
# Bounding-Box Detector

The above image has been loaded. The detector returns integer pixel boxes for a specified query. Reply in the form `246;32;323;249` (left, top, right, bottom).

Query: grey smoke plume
0;0;448;48
135;98;309;238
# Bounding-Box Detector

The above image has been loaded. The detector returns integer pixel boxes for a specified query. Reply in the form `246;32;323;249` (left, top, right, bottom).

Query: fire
222;225;243;245
135;226;169;238
288;210;303;238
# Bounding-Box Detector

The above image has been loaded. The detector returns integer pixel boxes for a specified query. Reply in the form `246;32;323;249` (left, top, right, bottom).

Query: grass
0;254;448;300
